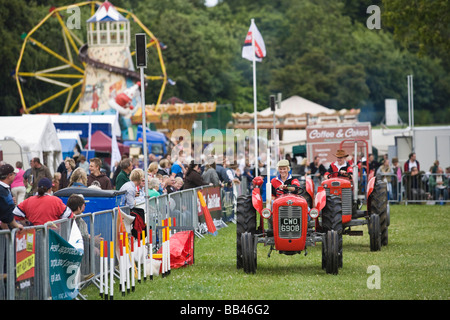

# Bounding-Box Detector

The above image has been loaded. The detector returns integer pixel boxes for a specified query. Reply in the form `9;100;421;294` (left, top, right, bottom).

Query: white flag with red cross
242;20;266;62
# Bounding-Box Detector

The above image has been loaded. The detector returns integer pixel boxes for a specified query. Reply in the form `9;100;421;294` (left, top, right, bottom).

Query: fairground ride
15;1;167;115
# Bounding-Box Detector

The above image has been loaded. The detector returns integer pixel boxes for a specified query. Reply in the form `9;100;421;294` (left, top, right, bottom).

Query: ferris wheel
15;1;167;114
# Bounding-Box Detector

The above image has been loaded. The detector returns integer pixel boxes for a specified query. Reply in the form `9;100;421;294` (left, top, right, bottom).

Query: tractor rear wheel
241;232;257;274
369;213;381;251
322;230;339;275
321;194;343;268
236;195;256;269
370;179;389;246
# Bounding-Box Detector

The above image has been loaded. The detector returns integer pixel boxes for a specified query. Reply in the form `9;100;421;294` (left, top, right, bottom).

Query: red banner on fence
16;229;36;282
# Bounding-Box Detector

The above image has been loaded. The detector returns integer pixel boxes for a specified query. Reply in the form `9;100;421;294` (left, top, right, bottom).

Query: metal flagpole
136;34;150;239
251;18;258;177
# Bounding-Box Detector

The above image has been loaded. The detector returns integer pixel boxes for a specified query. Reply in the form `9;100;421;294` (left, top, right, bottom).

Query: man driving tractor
271;159;301;198
324;150;353;179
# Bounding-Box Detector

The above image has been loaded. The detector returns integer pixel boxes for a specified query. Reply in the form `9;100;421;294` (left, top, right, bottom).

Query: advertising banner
197;187;222;220
48;229;83;300
16;229;36;286
306;123;372;167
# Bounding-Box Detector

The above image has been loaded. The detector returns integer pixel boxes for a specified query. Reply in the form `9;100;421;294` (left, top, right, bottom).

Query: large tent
0;115;62;173
85;130;129;155
233;95;360;129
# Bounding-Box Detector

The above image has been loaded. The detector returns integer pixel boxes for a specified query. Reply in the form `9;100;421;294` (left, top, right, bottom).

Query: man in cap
0;164;23;230
324;149;353;179
271;159;301;198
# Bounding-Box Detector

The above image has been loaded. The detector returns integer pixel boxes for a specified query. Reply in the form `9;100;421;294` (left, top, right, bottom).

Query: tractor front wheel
368;213;381;251
322;230;339;275
236;195;256;269
241;232;257;274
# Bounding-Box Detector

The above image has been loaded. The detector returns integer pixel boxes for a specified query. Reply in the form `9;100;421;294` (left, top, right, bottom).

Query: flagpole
251;18;258;177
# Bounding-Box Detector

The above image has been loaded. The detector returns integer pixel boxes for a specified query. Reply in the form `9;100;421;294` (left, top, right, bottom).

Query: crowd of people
1;148;449;230
0;151;246;229
285;150;449;203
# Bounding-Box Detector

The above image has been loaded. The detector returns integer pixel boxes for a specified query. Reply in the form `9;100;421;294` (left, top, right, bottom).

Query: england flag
242;20;266;62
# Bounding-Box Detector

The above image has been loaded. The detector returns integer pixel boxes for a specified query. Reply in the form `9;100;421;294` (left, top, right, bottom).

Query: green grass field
81;204;449;300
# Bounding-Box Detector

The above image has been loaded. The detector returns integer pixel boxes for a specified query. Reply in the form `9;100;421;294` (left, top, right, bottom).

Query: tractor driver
271;159;301;198
324;149;353;179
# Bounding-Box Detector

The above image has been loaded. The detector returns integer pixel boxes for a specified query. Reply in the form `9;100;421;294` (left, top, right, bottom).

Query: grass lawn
81;204;449;300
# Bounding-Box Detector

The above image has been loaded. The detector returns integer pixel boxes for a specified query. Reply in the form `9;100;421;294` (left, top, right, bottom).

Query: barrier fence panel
147;197;159;245
2;183;250;300
12;225;47;300
376;173;400;203
0;230;13;300
75;213;94;284
91;210;115;276
402;172;449;204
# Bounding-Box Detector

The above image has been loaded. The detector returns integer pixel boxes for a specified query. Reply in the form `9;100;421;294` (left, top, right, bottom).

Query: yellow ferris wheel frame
16;1;167;114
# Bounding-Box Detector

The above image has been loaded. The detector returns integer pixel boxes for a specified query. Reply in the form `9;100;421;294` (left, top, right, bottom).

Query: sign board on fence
48;229;83;300
306;122;372;167
16;229;36;286
197;187;222;220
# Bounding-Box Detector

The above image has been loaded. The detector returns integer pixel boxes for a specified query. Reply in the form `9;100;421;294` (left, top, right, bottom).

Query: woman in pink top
11;161;26;205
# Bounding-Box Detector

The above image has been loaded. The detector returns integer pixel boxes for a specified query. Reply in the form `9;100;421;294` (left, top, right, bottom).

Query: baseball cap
0;164;19;176
38;177;53;189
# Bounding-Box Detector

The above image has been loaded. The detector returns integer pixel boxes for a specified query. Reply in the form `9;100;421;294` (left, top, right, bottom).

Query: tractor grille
325;187;352;216
341;188;352;216
278;206;302;239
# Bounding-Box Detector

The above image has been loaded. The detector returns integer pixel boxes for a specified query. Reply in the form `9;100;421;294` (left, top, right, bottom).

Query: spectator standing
52;172;61;193
77;155;90;174
13;178;73;226
157;158;170;176
391;157;402;202
119;168;144;209
376;159;394;199
115;158;133;190
23;160;34;197
59;158;76;189
11;161;26;205
165;176;177;194
409;167;426;200
148;177;161;198
171;150;186;179
87;158;112;190
183;161;208;190
202;162;221;186
367;154;380;175
29;157;52;196
0;164;23;230
428;167;448;202
404;152;420;172
309;156;326;179
69;168;88;188
173;177;184;191
147;161;159;178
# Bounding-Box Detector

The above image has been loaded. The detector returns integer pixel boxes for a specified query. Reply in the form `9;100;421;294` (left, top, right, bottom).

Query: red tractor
319;139;390;258
236;175;341;275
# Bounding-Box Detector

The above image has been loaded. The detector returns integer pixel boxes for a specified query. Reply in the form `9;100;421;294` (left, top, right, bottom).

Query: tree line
0;0;448;125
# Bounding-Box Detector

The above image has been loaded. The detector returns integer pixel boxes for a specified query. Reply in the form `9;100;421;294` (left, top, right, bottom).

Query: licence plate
279;206;302;239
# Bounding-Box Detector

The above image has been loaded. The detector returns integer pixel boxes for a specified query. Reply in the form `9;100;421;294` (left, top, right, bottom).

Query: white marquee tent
0;115;62;173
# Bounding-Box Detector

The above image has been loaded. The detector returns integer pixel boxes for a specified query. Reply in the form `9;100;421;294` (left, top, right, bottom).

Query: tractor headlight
309;208;319;219
261;208;272;219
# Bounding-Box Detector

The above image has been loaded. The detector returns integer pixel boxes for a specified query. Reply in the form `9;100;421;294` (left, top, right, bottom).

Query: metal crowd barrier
1;183;247;300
